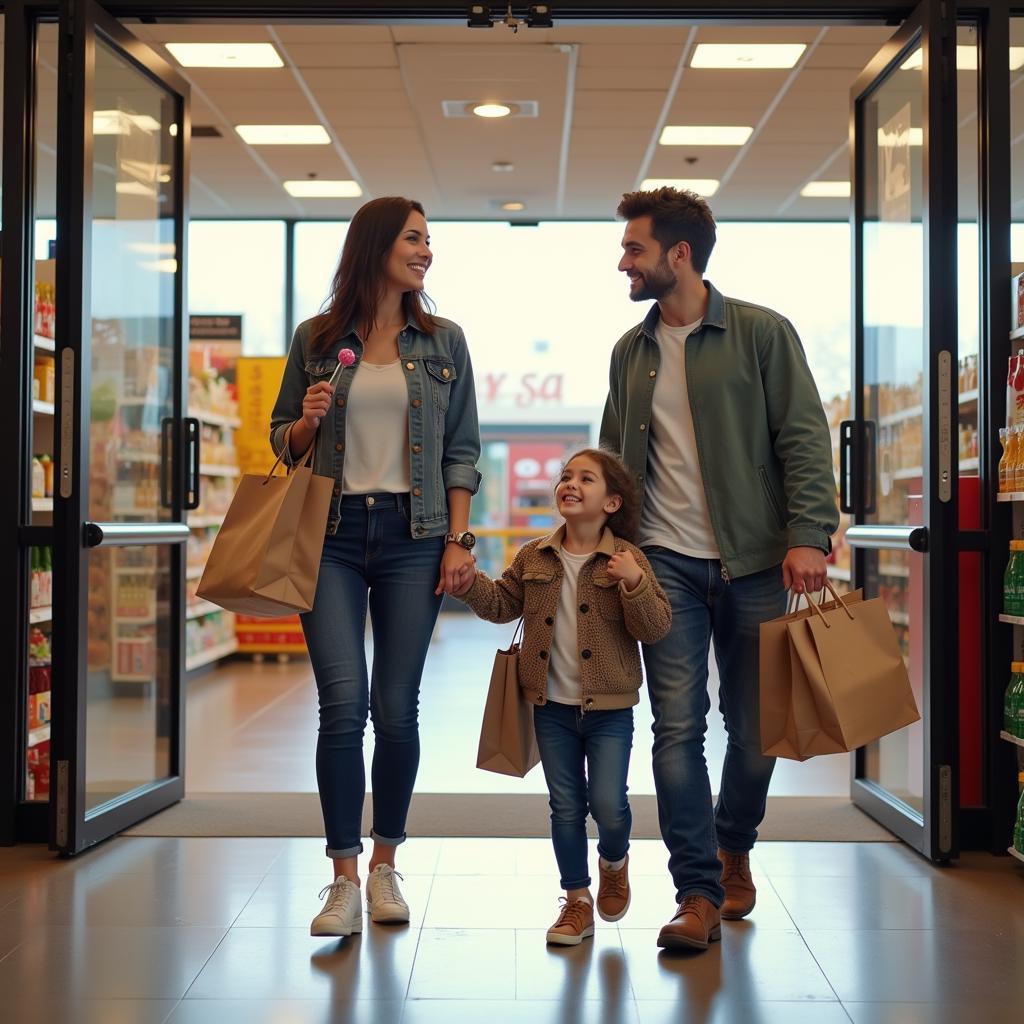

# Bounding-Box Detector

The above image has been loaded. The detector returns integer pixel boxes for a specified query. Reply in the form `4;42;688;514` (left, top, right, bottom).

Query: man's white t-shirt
638;316;720;558
545;547;592;705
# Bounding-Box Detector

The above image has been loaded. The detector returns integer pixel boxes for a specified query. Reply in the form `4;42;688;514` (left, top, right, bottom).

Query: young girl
456;448;671;945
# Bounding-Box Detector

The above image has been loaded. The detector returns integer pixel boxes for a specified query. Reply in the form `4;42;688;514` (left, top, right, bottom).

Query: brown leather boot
718;848;756;920
657;894;722;951
596;854;630;922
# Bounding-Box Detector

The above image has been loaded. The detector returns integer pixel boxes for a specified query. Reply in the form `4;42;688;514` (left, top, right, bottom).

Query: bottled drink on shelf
999;428;1011;492
1014;426;1024;492
1003;541;1024;616
1015;773;1024;855
1004;663;1024;738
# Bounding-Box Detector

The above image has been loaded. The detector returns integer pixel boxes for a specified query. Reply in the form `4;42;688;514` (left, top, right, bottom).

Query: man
600;187;838;952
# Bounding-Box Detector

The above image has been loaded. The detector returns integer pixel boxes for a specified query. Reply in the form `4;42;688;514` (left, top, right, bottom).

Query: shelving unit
1001;731;1024;749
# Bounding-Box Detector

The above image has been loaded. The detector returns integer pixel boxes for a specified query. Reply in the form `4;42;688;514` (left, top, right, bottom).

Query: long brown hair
557;447;641;543
309;196;436;354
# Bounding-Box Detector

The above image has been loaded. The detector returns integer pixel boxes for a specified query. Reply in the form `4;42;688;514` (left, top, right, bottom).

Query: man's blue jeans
641;548;787;906
300;493;444;859
533;701;634;891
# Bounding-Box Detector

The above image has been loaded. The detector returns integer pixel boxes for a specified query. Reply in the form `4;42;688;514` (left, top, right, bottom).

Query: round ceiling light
500;201;526;211
472;103;514;118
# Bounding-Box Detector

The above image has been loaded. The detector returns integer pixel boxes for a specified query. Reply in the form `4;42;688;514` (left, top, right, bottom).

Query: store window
188;220;286;356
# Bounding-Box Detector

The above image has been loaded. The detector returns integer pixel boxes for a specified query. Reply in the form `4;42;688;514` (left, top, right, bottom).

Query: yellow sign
236;357;287;476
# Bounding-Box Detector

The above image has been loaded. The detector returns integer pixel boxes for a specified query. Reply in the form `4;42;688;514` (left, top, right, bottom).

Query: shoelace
719;853;751;883
677;894;709;920
318;878;355;912
554;897;591;931
374;867;405;904
600;863;628;899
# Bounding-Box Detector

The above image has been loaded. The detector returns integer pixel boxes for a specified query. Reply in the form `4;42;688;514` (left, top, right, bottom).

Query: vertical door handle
839;420;855;514
160;417;174;509
183;417;201;510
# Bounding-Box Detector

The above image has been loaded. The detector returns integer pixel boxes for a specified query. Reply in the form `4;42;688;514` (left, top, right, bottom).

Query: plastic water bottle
1014;773;1024;855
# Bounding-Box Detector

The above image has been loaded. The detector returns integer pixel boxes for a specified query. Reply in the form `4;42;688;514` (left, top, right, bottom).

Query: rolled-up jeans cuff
370;829;406;847
326;842;363;859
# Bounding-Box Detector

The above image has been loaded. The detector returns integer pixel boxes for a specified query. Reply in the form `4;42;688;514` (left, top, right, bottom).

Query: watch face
461;531;477;548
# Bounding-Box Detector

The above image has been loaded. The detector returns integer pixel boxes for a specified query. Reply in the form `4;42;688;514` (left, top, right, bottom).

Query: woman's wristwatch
444;530;477;550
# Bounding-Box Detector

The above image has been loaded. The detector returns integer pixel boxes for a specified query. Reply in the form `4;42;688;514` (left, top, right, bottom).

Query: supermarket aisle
0;834;1021;1022
184;612;852;797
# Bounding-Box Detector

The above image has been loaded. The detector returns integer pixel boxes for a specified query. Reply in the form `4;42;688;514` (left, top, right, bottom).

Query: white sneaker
310;877;363;937
365;864;410;924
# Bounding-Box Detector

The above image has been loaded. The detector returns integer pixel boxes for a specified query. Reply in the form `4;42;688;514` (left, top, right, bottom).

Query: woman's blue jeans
533;700;634;891
300;493;443;859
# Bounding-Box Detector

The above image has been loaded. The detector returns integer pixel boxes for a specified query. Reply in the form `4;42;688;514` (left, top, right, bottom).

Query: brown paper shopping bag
760;588;867;760
760;582;919;761
476;620;541;778
197;428;333;617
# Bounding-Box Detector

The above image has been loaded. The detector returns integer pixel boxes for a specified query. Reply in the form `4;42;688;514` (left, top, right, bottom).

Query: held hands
606;549;643;591
301;381;333;430
782;546;828;594
436;543;476;597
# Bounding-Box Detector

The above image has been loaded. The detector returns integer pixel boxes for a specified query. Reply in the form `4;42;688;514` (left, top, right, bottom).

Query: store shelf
958;389;979;406
1011;324;1024;342
29;606;52;624
891;458;978;481
1000;730;1024;748
879;563;910;578
192;408;241;429
199;464;240;478
186;639;238;671
110;673;153;684
32;399;54;416
878;391;979;427
1010;846;1024;864
118;451;160;465
33;333;55;352
188;514;224;528
828;567;851;582
186;565;204;581
28;725;50;747
997;492;1024;502
960;457;980;473
186;599;222;621
32;497;53;512
999;614;1024;625
889;610;910;626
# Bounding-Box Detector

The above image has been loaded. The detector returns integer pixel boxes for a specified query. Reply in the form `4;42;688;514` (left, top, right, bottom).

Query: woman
270;197;481;937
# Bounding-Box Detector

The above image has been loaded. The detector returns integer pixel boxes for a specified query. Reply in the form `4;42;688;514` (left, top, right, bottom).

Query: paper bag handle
802;579;855;628
265;422;315;483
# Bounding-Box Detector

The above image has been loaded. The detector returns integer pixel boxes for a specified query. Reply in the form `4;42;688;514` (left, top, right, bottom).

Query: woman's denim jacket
270;314;482;538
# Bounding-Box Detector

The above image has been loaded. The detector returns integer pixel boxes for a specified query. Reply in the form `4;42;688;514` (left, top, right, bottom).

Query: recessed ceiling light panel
283;180;363;198
659;125;753;146
690;43;806;69
901;44;1024;71
236;125;330;145
641;178;720;196
165;43;283;68
800;180;851;198
442;100;539;119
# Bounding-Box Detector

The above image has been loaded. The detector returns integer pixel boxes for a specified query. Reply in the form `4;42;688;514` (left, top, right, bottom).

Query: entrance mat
123;793;895;842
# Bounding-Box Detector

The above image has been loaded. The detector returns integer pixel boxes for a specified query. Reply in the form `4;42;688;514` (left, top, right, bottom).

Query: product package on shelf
26;623;52;801
186;316;243;669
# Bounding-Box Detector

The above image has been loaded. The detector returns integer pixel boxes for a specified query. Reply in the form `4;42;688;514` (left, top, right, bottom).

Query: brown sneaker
657;894;722;951
596;855;631;922
718;848;756;920
546;897;595;946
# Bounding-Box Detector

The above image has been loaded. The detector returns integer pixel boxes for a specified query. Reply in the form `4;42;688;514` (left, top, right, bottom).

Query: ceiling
29;19;997;221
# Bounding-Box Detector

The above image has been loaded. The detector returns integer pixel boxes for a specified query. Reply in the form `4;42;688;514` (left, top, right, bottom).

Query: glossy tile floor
1;835;1022;1023
186;613;851;797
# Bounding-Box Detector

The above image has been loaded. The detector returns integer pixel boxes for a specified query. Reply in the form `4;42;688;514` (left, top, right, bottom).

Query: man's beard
629;257;677;302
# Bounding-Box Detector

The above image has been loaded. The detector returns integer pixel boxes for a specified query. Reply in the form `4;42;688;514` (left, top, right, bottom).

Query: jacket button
336;397;345;408
581;649;592;659
539;650;548;660
412;487;422;497
415;525;425;535
442;367;450;378
545;616;553;625
406;361;415;370
412;398;422;408
649;370;657;378
412;444;422;454
639;423;646;431
579;603;589;613
335;442;344;452
333;485;341;496
585;697;594;706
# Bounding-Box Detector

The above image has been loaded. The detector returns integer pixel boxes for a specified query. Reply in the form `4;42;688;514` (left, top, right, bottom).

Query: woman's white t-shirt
341;360;411;494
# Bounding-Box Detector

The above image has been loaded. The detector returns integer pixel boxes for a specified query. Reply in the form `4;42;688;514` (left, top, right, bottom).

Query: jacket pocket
758;465;786;531
304;358;335;382
592;572;623;620
522;568;554;614
424;359;456;411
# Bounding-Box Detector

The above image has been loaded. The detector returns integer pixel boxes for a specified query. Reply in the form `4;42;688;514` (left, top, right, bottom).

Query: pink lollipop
329;348;357;389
